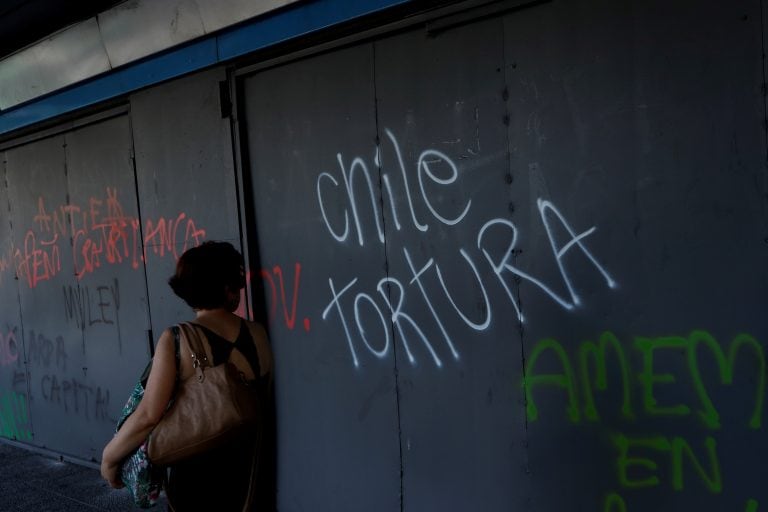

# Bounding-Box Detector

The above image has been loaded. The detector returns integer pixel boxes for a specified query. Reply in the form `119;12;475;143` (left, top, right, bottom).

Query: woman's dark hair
168;241;246;309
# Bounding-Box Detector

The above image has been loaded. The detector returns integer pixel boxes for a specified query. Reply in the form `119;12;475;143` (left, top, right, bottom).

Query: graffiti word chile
0;187;205;289
318;129;616;367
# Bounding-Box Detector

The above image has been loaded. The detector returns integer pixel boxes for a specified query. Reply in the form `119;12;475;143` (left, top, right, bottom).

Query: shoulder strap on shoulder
171;325;181;358
171;325;182;383
178;322;210;368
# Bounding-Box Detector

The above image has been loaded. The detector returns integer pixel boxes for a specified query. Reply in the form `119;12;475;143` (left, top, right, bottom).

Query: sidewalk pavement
0;440;166;511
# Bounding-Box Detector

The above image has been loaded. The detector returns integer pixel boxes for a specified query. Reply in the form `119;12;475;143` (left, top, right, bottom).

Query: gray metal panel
2;115;149;460
98;0;301;67
99;0;206;68
242;44;401;512
504;1;768;511
131;67;240;333
0;19;110;110
0;154;32;443
61;116;152;459
4;135;89;455
373;19;528;511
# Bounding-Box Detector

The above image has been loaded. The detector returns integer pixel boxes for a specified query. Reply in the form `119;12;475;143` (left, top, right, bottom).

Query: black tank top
166;320;264;511
191;320;261;379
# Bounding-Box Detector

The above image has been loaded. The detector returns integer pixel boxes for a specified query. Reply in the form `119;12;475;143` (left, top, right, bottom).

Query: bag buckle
191;353;208;369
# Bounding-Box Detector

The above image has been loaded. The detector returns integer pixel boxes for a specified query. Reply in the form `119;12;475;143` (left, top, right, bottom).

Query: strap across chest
188;321;262;379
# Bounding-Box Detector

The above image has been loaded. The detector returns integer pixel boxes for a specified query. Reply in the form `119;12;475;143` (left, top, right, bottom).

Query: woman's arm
100;328;177;488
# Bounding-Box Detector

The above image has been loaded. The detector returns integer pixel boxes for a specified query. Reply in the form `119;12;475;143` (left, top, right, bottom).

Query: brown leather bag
147;322;260;466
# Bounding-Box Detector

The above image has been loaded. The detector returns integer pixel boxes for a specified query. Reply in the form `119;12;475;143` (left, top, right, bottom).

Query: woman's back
101;242;274;511
176;314;272;382
165;318;272;511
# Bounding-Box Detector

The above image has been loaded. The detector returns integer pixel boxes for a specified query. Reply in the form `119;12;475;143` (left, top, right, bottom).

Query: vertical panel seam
61;135;88;358
228;69;271;328
127;113;155;355
372;40;406;512
3;152;35;442
500;15;532;512
224;73;252;319
760;0;768;214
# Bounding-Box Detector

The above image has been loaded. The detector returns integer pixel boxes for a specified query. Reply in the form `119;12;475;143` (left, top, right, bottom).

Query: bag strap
171;326;182;383
181;322;210;362
177;322;210;382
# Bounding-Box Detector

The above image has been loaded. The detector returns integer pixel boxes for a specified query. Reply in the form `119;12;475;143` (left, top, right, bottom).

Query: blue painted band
217;0;411;61
0;0;411;137
0;39;218;136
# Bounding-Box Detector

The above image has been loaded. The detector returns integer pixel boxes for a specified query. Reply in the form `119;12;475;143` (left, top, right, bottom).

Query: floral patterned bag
116;362;164;508
116;331;180;508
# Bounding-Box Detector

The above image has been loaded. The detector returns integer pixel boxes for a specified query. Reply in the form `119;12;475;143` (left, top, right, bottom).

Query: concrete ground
0;441;166;511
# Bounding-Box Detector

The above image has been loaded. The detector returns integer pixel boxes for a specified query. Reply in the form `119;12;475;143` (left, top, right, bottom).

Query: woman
101;241;273;510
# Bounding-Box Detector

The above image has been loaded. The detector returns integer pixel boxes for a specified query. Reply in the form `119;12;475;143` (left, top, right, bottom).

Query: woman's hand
100;453;124;489
99;328;177;492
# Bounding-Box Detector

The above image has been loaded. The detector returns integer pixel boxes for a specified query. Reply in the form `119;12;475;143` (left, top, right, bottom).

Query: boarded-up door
1;115;151;459
238;1;768;511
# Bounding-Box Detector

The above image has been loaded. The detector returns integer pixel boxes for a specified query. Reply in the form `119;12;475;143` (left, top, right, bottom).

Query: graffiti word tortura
318;129;616;367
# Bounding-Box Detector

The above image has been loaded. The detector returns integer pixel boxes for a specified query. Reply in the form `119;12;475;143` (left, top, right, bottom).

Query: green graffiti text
0;389;32;441
523;330;765;429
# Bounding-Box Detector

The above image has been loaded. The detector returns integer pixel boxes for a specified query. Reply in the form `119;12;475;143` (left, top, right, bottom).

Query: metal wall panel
4;136;94;456
99;0;207;68
98;0;302;69
62;116;152;457
3;116;152;460
504;1;768;511
373;20;528;511
0;156;31;443
131;67;240;333
242;45;402;512
237;0;768;510
0;18;110;110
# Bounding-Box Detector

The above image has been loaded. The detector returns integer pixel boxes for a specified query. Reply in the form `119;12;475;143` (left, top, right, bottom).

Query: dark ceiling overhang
0;0;122;59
